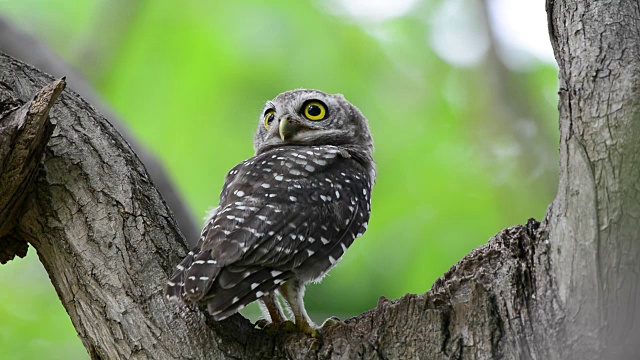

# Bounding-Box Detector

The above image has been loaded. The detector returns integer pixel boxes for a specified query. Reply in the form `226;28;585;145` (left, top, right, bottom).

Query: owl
165;89;375;336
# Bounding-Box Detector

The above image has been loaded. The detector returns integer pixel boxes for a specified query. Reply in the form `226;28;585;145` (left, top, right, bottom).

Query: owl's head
253;89;373;155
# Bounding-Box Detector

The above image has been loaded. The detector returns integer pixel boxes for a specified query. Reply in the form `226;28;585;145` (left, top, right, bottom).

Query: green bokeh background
0;1;558;358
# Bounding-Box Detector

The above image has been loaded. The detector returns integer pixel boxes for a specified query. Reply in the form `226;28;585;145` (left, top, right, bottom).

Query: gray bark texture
545;0;640;358
0;0;638;358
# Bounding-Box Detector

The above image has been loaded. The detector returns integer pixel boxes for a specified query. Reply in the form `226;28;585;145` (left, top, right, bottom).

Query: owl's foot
272;320;320;337
295;320;321;338
320;316;342;329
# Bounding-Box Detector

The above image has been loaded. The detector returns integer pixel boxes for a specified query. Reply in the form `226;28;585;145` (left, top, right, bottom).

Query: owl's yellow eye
264;110;276;130
302;101;327;121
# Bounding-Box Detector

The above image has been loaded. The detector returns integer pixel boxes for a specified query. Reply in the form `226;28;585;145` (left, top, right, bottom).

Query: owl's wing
166;146;373;320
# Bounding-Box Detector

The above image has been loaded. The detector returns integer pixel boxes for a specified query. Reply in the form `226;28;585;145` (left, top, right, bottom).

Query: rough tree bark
545;0;640;358
0;0;638;358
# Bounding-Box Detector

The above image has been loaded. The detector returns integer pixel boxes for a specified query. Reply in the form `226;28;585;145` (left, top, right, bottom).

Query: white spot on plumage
289;196;297;202
256;291;265;297
234;190;245;197
176;264;185;271
320;237;330;245
188;276;196;280
271;270;282;277
340;243;348;253
329;256;336;265
232;296;240;304
207;260;217;264
335;190;340;199
307;249;315;256
167;281;176;286
199;276;209;281
261;183;271;188
290;169;302;176
251;283;259;290
275;175;283;181
304;164;315;172
194;260;205;265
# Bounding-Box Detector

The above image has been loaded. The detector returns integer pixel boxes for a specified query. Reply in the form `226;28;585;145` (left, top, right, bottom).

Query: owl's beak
279;116;297;141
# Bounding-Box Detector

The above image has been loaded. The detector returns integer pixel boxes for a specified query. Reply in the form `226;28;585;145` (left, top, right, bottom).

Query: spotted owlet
165;89;375;335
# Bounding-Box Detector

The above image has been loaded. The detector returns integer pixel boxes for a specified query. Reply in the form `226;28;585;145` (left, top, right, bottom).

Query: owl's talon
309;328;322;338
281;320;297;332
321;316;342;328
294;321;321;338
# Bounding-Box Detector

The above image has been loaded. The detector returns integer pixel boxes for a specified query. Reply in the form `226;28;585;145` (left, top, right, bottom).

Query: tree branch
0;76;63;263
0;52;558;359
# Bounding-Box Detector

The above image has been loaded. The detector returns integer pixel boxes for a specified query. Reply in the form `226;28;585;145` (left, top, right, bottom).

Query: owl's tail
165;248;221;303
205;267;293;320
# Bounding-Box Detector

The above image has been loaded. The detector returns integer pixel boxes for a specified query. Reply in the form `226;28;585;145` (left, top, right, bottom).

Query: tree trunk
0;0;638;358
545;0;640;358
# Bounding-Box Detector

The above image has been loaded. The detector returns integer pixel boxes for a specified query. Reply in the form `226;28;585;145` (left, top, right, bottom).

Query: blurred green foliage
0;0;558;358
